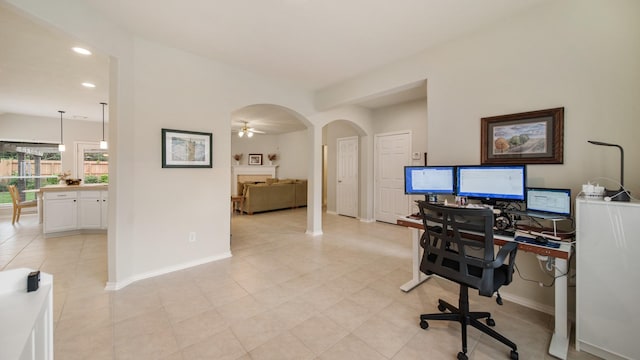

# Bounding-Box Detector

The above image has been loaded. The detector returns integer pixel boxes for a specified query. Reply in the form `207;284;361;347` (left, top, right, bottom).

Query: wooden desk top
397;216;572;260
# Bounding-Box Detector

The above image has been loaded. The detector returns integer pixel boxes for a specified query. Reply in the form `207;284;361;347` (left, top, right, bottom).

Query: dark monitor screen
404;166;455;195
456;165;526;201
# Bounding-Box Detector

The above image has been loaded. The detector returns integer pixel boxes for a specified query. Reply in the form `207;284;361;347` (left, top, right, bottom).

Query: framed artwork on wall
481;107;564;164
161;128;213;168
248;153;263;165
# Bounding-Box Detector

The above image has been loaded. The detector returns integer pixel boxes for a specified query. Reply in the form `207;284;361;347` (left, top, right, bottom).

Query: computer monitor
404;166;455;196
456;165;526;203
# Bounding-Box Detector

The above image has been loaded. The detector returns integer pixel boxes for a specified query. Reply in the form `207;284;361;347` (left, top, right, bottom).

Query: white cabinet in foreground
576;198;640;360
0;268;54;360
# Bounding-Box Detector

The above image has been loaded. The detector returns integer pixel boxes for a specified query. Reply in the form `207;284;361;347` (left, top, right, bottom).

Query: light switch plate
412;152;421;160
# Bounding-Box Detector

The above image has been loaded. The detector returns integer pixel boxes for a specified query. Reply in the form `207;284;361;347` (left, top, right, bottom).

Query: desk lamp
587;140;630;201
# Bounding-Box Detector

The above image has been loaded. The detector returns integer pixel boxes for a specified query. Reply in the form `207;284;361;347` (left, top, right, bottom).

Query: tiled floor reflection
1;209;599;359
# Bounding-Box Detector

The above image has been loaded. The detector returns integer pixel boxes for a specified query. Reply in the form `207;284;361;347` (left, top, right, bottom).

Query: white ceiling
0;0;550;133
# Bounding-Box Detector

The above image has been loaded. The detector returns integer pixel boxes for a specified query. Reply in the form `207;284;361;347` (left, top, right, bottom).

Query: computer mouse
535;236;548;244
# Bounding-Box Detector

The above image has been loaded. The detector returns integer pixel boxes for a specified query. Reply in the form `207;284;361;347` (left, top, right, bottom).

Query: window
76;143;108;184
0;141;60;206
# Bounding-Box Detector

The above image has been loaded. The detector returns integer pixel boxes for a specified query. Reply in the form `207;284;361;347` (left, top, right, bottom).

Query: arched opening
230;103;313;231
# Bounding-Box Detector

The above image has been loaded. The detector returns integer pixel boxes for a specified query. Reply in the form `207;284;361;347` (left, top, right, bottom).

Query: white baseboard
500;292;555;316
104;252;232;291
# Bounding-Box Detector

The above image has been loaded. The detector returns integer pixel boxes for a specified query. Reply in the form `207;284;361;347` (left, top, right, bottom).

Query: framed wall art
481;107;564;165
248;153;263;165
161;128;213;168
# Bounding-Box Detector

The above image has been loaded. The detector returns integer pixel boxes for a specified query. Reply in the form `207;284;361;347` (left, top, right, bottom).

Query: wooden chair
8;185;37;224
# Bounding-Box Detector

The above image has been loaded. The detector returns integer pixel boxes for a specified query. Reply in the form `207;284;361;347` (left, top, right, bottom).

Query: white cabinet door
576;198;640;359
43;192;78;233
100;191;108;229
78;191;102;229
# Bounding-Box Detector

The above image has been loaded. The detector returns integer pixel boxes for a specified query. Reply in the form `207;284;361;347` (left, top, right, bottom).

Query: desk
397;215;572;360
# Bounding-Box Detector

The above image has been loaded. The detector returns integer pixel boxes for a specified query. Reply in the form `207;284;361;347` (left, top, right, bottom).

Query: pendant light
99;102;108;149
58;110;66;152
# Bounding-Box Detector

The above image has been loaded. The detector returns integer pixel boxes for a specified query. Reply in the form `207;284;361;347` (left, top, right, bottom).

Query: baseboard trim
104;252;232;291
500;292;555;316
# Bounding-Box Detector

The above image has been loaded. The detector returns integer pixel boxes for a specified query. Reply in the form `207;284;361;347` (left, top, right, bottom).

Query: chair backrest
417;201;516;297
8;185;20;206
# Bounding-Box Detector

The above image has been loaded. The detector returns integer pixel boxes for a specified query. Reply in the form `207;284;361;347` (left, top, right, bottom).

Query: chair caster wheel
510;350;519;359
419;320;429;329
438;303;447;312
457;352;468;360
486;318;496;327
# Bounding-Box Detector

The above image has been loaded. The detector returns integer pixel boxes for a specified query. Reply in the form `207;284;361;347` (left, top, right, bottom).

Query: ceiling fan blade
248;128;266;134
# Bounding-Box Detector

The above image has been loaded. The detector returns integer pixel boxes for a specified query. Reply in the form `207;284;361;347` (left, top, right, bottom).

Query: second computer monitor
456;165;526;202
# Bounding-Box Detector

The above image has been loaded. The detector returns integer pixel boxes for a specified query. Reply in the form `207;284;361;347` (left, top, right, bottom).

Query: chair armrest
484;241;518;269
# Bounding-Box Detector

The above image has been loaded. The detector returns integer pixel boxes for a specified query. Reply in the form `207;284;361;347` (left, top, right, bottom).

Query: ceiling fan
233;121;265;138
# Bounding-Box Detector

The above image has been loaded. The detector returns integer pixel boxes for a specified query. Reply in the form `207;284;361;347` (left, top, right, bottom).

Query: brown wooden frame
248;153;263;165
481;107;564;165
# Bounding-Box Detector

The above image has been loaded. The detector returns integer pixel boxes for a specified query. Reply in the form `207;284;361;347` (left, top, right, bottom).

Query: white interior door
375;131;411;223
336;136;358;217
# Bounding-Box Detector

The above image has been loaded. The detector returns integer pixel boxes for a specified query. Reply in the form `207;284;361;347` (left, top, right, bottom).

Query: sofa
239;178;307;214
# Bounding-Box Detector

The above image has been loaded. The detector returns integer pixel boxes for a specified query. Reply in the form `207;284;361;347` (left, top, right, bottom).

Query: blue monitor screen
456;165;526;201
404;166;455;195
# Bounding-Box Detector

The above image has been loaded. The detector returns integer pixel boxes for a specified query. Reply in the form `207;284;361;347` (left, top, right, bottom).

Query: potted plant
267;153;277;165
233;153;242;165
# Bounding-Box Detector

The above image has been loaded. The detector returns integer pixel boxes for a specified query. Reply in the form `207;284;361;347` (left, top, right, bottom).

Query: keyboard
514;236;561;249
494;229;516;237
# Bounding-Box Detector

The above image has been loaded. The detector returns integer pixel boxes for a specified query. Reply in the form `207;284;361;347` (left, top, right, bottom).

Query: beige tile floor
0;208;599;359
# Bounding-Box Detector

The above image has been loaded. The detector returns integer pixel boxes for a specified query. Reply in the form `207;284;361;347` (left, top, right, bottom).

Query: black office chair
417;201;519;360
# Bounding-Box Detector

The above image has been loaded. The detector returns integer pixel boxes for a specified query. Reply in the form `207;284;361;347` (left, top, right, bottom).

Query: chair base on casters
419;286;518;360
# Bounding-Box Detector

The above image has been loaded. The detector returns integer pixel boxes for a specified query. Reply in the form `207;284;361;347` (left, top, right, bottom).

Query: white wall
275;130;308;179
0;113;105;174
230;129;309;180
316;0;640;312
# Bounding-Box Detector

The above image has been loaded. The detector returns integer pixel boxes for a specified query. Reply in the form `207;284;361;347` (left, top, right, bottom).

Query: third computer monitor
456;165;526;203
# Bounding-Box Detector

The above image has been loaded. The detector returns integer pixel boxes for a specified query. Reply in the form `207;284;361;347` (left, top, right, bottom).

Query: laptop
510;187;571;219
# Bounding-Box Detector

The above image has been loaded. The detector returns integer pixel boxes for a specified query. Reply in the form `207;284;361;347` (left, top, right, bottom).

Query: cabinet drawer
44;191;77;200
79;191;101;199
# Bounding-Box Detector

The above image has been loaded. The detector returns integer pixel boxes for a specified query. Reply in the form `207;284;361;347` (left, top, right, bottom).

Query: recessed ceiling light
72;47;92;55
82;82;96;88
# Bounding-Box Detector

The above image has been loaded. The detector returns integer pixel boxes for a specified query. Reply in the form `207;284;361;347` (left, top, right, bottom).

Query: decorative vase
268;161;273;166
235;161;239;166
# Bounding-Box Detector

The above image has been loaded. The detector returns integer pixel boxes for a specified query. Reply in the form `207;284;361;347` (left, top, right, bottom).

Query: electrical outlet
188;232;196;242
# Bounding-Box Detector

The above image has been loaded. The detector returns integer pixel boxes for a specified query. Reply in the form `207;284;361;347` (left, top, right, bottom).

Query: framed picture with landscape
161;128;212;168
481;107;564;165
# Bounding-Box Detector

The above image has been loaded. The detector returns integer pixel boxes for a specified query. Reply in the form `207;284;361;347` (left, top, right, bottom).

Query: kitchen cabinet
43;191;77;233
78;191;108;229
41;185;108;235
